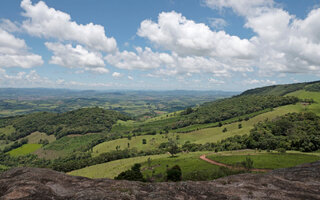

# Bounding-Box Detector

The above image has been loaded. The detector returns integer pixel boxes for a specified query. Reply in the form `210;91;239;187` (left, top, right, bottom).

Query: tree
167;165;182;182
241;157;253;170
238;124;242;129
218;122;223;127
167;140;179;157
147;157;151;168
114;163;145;182
142;139;147;145
222;128;227;133
182;107;193;115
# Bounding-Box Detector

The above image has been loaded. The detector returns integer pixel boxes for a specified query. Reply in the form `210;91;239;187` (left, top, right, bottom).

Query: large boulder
1;161;320;200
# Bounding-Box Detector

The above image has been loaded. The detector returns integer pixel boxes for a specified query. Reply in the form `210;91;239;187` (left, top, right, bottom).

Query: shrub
167;165;182;182
142;139;147;144
114;163;145;182
241;157;254;170
276;148;286;153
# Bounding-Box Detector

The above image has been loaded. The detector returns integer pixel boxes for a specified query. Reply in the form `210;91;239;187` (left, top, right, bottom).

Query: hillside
0;80;319;183
1;161;320;199
0;107;130;140
0;89;234;118
241;80;320;96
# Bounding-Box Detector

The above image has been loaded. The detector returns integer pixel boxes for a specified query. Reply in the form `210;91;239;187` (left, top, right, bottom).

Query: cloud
83;67;109;74
128;75;134;80
63;81;113;88
249;8;320;75
203;0;274;16
204;1;320;76
243;79;276;85
208;18;228;29
0;68;116;89
137;11;255;58
45;42;107;73
0;19;21;32
105;47;171;70
0;28;43;68
106;46;254;77
0;69;50;87
208;78;225;84
20;0;117;53
112;72;122;78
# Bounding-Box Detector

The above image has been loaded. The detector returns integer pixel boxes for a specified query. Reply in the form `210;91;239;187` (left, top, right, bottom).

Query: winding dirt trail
200;154;271;172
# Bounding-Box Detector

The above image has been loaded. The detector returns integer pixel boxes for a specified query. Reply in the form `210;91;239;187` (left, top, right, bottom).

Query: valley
0;81;320;183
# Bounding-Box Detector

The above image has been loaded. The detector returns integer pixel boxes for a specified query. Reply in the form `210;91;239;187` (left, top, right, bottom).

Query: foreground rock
1;161;320;200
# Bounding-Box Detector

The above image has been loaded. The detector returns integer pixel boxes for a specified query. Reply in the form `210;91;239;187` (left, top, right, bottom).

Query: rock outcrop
1;161;320;200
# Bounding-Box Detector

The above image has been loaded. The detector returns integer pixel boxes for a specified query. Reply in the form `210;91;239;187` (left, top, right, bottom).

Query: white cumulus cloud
45;42;107;73
203;0;274;16
105;47;171;70
137;11;255;59
204;0;320;76
20;0;117;53
0;28;43;68
112;72;122;78
208;78;225;84
0;69;50;87
208;18;228;29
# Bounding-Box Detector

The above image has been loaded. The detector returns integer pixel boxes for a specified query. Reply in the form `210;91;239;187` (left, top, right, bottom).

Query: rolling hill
0;80;319;182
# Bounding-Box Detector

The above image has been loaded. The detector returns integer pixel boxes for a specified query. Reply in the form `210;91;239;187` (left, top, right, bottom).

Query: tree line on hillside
173;95;299;129
1;112;318;174
181;112;320;153
305;82;320;92
0;107;130;141
240;80;320;96
0;147;166;173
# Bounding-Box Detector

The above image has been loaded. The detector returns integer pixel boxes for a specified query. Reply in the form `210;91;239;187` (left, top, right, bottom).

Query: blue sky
0;0;319;91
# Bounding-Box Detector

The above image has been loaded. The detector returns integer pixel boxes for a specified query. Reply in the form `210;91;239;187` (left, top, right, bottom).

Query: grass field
286;90;320;115
69;152;223;180
8;144;42;156
44;133;102;153
0;131;56;152
25;132;56;144
0;164;8;172
92;104;303;156
33;133;104;159
140;151;221;181
0;125;15;135
207;151;320;169
71;150;320;181
69;154;169;179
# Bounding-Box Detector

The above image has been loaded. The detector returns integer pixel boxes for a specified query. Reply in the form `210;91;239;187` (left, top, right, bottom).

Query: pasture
8;144;42;156
207;151;320;169
92;104;303;156
286;90;320;115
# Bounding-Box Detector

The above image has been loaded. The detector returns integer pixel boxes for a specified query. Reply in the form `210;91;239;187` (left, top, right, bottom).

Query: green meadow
8;144;42;156
286;90;320;115
69;154;169;179
207;151;320;169
92;103;304;156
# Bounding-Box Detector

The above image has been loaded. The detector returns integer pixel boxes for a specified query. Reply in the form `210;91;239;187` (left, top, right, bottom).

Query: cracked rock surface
0;161;320;200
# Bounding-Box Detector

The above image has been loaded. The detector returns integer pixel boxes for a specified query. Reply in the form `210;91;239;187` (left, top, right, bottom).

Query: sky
0;0;320;91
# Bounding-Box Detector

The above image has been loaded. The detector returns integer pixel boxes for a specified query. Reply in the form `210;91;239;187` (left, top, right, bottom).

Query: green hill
240;80;320;96
0;107;130;141
0;80;319;179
